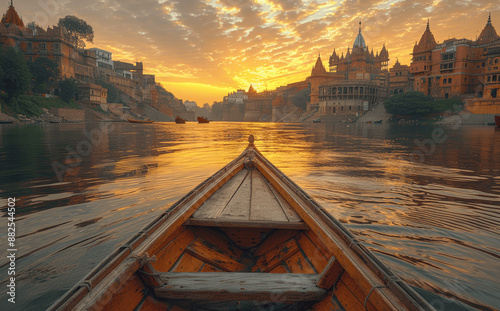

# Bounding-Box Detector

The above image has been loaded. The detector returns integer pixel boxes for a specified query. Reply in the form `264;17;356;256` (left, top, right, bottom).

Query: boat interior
50;139;430;311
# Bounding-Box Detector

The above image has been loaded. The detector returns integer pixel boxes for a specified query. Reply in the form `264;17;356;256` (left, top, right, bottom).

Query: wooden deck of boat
188;168;306;231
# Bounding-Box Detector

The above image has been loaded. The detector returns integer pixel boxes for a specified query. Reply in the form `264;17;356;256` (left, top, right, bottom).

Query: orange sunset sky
9;0;500;105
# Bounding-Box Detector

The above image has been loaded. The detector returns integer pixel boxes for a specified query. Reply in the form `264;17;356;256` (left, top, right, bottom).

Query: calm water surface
0;122;499;310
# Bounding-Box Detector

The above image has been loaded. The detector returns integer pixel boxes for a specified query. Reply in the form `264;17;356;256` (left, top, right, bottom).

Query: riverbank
0;95;175;123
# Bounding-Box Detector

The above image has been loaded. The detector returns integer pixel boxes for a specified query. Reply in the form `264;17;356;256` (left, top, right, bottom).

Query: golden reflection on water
0;122;499;310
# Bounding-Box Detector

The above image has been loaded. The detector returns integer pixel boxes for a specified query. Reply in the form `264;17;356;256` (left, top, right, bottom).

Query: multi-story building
389;59;413;95
309;23;390;117
410;16;499;99
0;2;97;84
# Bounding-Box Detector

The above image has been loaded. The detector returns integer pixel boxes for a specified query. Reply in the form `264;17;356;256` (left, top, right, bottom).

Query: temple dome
353;22;366;50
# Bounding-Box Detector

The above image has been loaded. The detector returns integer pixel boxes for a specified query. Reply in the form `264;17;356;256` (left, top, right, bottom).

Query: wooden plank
285;251;317;274
221;228;271;249
310;291;345;311
218;169;252;220
252;238;300;272
297;233;329;272
101;274;145;311
334;280;365;311
170;253;205;272
186;218;309;230
192;169;249;219
317;257;344;290
253;230;301;256
185;239;248;272
155;272;327;302
250;171;288;221
137;296;171;311
150;227;196;272
267;179;303;222
190;226;244;260
269;265;289;273
340;272;379;311
305;230;333;259
199;264;223;272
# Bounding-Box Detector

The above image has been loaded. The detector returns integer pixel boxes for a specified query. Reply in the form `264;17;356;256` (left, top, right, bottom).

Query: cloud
9;0;500;104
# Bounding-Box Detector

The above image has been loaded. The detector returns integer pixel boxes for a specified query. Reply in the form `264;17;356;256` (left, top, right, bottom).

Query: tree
58;15;94;49
28;57;59;93
0;47;31;104
95;77;120;103
384;92;464;118
291;87;311;110
384;91;435;117
59;78;79;103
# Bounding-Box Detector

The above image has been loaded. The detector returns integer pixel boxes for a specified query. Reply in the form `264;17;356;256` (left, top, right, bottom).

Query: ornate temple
308;22;391;117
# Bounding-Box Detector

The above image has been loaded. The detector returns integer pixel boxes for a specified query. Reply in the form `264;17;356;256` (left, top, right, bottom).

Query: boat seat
153;272;327;303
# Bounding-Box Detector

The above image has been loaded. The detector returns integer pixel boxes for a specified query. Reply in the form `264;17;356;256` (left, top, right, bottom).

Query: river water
0;122;499;311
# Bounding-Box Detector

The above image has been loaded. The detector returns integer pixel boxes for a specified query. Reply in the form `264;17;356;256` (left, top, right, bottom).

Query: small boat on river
495;115;500;127
128;119;154;124
197;116;209;123
175;116;186;124
48;136;433;311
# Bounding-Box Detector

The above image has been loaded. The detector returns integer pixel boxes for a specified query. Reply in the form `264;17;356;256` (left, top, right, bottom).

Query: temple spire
10;0;13;7
487;12;492;26
359;21;362;33
426;19;430;30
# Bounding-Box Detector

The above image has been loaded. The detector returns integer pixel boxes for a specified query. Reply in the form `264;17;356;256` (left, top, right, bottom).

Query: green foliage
7;95;80;117
59;78;79;103
291;87;311;110
95;77;120;103
0;47;32;104
28;57;59;93
58;15;94;49
434;97;463;113
384;91;463;117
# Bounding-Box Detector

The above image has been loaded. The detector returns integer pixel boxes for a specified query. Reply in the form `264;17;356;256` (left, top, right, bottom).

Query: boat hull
128;119;154;124
48;136;434;311
197;116;209;123
175;116;186;124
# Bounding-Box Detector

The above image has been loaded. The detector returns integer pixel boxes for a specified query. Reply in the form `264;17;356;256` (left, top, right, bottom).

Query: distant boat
313;119;321;123
175;116;186;124
197;116;209;123
495;115;500;127
128;119;154;124
374;120;383;124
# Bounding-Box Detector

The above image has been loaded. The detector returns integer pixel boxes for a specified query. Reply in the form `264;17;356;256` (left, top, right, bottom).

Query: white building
88;48;114;71
224;89;247;104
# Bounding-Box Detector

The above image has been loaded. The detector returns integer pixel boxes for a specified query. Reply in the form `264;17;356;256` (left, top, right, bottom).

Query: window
445;93;449;98
443;79;447;85
39;42;47;50
465;63;468;67
448;78;452;83
493;75;498;82
492;89;497;98
27;42;32;50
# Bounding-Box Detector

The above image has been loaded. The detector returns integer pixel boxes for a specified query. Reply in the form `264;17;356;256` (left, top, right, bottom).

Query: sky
8;0;500;105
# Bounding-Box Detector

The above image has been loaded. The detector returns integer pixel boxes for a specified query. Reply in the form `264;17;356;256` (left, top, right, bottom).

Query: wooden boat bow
48;135;435;311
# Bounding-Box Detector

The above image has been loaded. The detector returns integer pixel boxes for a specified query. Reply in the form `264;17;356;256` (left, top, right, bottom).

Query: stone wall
50;108;85;121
